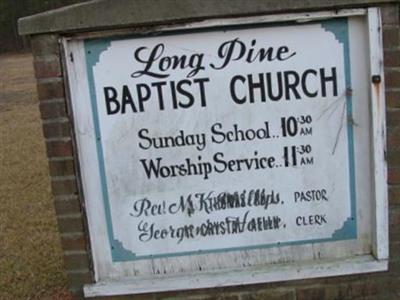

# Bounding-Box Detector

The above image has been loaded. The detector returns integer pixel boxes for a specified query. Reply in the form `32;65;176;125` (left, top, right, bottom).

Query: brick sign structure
19;1;400;299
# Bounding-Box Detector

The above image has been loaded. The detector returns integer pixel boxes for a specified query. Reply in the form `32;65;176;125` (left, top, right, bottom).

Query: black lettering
320;67;338;97
284;70;301;100
104;86;120;114
121;85;137;113
136;84;151;112
301;69;318;97
230;75;246;104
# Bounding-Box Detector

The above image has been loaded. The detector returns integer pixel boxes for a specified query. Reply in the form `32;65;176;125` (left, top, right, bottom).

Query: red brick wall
31;3;400;299
31;33;93;297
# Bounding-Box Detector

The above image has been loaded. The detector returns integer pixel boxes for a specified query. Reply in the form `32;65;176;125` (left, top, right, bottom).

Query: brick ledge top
18;0;400;36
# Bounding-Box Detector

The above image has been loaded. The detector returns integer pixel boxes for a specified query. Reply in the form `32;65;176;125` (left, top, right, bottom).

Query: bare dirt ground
0;53;71;299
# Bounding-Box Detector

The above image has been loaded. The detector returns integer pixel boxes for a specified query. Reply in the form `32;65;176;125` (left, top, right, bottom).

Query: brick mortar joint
383;23;400;28
33;54;62;62
64;250;89;256
384;48;400;51
237;287;297;298
37;77;63;84
57;212;82;219
46;139;72;144
49;156;74;162
60;232;85;238
46;137;72;142
65;269;92;275
383;46;400;50
51;175;76;181
54;194;79;201
39;97;66;104
387;126;400;131
385;66;400;71
42;117;70;124
53;194;80;203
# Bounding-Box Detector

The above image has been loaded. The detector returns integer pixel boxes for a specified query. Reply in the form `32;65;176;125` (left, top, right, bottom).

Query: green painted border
84;17;357;262
86;39;136;261
322;18;357;240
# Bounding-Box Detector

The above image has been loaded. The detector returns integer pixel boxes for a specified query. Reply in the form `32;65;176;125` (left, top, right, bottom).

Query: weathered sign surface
86;18;357;260
64;9;387;295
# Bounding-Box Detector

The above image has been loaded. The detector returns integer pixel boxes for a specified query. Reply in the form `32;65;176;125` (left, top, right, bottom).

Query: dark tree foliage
0;0;89;53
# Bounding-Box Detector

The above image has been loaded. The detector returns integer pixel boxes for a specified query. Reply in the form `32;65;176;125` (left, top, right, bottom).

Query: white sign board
64;8;387;297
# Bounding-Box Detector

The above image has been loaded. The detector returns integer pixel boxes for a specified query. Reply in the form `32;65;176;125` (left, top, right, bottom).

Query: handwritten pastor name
130;188;281;218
